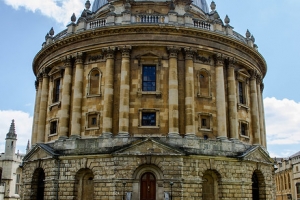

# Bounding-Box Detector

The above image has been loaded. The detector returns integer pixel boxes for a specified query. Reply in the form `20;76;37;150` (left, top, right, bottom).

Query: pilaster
59;56;72;139
227;59;238;141
70;52;84;138
32;77;42;146
37;70;49;143
250;70;261;145
118;46;131;137
167;46;180;137
257;76;265;147
102;47;116;137
184;47;196;137
214;54;227;140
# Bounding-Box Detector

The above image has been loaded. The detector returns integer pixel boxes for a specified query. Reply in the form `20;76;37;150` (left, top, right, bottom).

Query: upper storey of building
35;0;266;76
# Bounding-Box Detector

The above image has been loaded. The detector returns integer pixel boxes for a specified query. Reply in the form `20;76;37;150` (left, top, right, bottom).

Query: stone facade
0;120;25;200
23;0;274;199
274;152;300;200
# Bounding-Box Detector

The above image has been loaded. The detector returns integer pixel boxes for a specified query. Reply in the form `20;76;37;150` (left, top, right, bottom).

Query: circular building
23;0;274;199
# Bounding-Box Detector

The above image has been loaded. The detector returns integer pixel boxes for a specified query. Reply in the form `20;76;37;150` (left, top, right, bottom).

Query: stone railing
193;19;211;30
233;31;247;43
89;18;106;29
136;14;166;24
53;29;68;41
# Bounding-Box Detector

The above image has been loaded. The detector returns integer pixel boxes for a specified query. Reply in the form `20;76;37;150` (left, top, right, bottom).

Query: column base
101;132;113;138
58;136;68;141
217;136;228;141
70;135;81;139
229;138;240;143
168;132;181;138
117;132;130;138
184;133;196;139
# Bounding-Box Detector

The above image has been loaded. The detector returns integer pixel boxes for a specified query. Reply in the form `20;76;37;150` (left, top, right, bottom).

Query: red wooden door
140;172;156;200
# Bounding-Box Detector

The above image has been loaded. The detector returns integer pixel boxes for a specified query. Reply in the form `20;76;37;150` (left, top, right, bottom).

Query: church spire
26;140;30;153
6;119;17;140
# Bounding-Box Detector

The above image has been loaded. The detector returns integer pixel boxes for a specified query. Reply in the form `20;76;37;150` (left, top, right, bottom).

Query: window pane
142;112;156;126
142;66;156;91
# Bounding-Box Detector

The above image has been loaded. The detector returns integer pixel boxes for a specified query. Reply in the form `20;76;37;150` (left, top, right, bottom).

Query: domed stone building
22;0;274;199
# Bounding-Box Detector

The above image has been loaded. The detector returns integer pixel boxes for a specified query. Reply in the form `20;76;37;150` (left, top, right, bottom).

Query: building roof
290;151;300;158
92;0;209;13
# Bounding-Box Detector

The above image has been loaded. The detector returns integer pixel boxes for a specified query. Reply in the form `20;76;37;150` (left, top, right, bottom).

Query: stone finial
6;119;17;139
224;15;230;25
45;33;50;40
251;35;255;43
210;1;216;11
49;27;54;36
71;13;76;23
246;29;251;38
81;10;87;17
85;0;91;10
26;140;30;153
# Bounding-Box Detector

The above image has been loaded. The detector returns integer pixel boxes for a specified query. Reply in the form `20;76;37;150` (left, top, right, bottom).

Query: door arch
140;172;156;200
252;173;259;200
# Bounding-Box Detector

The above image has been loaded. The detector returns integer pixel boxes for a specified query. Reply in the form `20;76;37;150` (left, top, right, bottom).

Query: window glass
50;121;57;135
241;123;247;136
238;81;245;104
53;79;60;102
142;66;156;91
142;112;156;126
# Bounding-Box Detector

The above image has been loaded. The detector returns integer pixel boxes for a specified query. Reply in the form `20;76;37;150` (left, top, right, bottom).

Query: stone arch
132;164;164;200
74;168;94;200
31;167;45;200
87;68;102;96
252;170;266;200
202;169;222;200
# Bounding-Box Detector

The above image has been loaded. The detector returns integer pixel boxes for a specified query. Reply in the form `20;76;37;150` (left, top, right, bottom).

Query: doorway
140;172;156;200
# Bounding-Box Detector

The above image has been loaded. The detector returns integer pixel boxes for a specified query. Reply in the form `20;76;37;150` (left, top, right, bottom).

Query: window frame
198;112;213;132
49;118;59;136
239;120;249;138
85;112;100;130
197;69;212;99
236;69;250;111
87;68;102;97
142;65;157;92
138;109;160;128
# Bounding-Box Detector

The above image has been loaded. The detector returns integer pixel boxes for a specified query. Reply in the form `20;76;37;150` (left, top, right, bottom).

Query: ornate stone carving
167;46;180;58
75;52;84;64
195;55;211;64
249;69;258;80
184;47;195;60
102;47;116;59
213;53;224;66
88;54;104;62
119;45;131;58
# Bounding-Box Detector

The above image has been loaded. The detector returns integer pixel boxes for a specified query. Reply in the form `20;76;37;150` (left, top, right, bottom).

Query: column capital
62;55;72;67
167;46;180;58
119;45;131;58
74;52;84;64
260;83;264;92
34;80;39;90
250;69;258;80
226;56;236;67
213;53;225;66
183;47;196;60
41;67;50;78
103;47;116;59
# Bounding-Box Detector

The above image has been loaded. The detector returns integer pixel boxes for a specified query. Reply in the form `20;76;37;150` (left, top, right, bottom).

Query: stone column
250;70;261;145
31;78;42;146
257;79;266;147
118;46;131;137
59;56;72;139
70;53;84;138
102;47;115;137
167;47;180;137
184;48;196;137
37;71;49;143
227;61;238;140
215;54;227;140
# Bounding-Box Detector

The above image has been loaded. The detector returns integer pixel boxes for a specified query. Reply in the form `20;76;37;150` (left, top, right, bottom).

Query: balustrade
89;18;106;29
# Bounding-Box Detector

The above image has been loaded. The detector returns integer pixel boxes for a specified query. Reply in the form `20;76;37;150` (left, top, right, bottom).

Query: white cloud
264;97;300;145
0;110;33;154
3;0;87;25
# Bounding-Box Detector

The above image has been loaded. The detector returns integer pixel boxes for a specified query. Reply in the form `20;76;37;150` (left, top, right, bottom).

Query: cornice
32;24;267;77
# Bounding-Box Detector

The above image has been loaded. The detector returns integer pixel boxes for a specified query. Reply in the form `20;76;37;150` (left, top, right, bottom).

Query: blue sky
0;0;299;158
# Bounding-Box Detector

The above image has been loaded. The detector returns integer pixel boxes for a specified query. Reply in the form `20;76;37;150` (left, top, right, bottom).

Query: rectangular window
142;112;156;126
15;174;20;194
86;112;100;130
88;114;98;128
238;81;245;104
142;66;156;91
198;113;212;131
53;79;61;102
297;184;300;199
50;121;57;135
241;123;246;135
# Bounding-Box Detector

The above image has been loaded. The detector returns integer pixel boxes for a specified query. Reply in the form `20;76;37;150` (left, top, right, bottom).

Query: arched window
197;69;211;98
31;168;45;200
74;168;94;200
88;69;102;96
202;170;220;200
